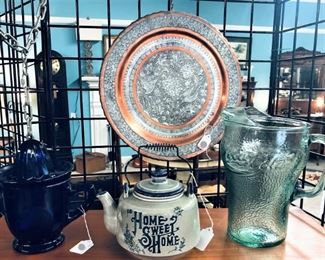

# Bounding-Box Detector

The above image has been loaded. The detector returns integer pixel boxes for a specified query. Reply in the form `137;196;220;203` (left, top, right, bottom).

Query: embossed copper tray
100;11;241;160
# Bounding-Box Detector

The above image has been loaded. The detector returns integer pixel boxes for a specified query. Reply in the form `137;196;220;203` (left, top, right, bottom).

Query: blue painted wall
1;0;324;156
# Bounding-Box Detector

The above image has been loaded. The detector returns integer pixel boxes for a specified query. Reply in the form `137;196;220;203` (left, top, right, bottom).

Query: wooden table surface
0;208;324;259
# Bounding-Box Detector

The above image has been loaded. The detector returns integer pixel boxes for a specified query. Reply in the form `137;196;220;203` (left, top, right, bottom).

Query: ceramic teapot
97;168;200;258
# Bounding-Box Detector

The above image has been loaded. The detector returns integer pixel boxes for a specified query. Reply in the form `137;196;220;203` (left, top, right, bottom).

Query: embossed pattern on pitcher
220;107;323;248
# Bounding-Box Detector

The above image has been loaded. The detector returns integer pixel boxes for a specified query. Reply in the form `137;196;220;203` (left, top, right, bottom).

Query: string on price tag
187;172;215;251
69;206;94;255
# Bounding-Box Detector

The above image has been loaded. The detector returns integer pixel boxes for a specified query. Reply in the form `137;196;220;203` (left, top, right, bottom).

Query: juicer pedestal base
13;234;65;254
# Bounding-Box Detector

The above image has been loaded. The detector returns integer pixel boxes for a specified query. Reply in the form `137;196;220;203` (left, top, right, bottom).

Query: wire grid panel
0;0;324;220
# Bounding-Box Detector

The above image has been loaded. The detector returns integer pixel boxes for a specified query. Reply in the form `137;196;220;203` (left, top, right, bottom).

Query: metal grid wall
0;0;39;164
274;0;325;225
0;0;324;224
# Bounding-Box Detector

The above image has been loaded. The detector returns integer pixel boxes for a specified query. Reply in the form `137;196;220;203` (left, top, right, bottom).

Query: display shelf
0;208;323;259
198;183;226;195
143;156;223;169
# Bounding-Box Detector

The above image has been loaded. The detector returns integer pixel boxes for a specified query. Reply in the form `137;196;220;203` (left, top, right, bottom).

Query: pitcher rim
224;115;311;132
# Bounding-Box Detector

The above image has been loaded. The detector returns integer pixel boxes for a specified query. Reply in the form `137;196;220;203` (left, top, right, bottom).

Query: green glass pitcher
221;107;325;248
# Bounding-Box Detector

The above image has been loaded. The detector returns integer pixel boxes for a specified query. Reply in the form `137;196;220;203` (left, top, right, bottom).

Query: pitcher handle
292;134;325;201
65;183;96;226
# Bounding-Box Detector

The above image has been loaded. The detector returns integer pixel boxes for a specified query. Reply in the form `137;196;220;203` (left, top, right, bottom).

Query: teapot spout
97;191;118;235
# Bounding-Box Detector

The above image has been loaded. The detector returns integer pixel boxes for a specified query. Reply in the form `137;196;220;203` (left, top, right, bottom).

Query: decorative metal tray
100;11;241;160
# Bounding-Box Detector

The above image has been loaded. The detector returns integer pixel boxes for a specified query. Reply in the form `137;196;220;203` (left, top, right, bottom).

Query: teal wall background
1;0;324;157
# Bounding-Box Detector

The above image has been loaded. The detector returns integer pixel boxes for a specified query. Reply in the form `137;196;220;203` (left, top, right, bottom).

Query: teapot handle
65;183;96;226
292;134;325;201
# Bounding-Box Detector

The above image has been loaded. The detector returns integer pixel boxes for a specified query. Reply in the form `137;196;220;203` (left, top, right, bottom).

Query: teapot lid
133;168;184;200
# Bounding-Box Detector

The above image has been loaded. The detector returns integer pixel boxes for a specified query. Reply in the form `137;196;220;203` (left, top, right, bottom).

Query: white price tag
195;227;214;251
197;134;211;151
70;239;94;255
